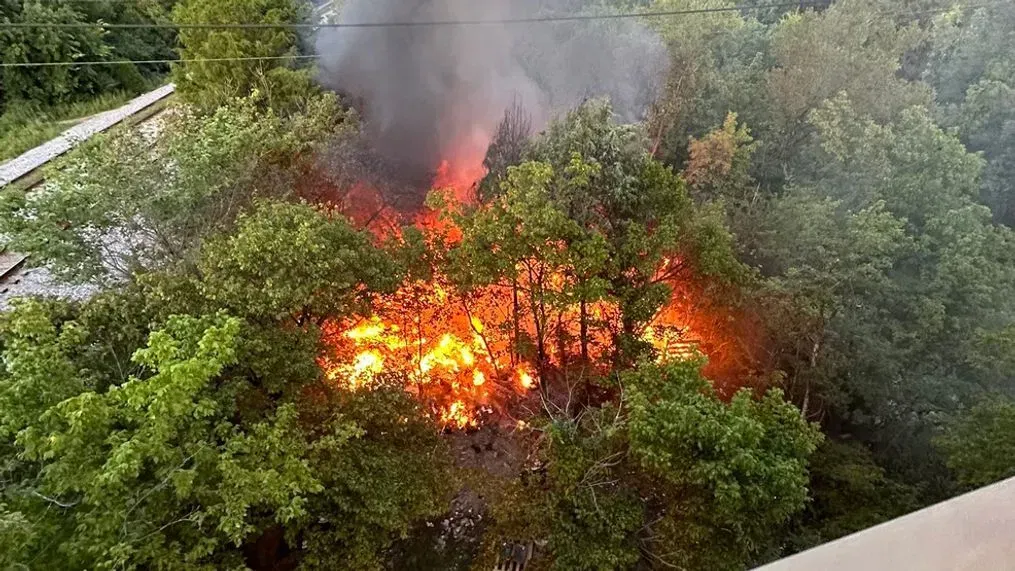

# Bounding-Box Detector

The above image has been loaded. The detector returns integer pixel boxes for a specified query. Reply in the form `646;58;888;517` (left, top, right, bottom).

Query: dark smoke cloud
315;0;668;183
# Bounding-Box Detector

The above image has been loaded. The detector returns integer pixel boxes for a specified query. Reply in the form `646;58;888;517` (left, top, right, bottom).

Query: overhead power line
0;1;833;30
0;54;319;68
0;0;1007;31
0;0;1008;68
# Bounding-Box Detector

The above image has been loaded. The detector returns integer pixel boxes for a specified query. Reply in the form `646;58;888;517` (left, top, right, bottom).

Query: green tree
924;5;1015;105
0;153;451;568
457;102;743;386
0;0;108;108
624;359;822;569
747;94;1015;484
0;298;452;569
0;308;324;568
646;0;770;165
483;359;821;570
756;0;930;183
0;0;175;111
194;200;401;324
751;187;909;420
449;159;612;384
0;93;342;284
788;440;918;549
925;5;1015;225
935;398;1015;489
294;380;456;570
683;112;758;205
172;0;317;112
952;79;1015;226
524;101;743;361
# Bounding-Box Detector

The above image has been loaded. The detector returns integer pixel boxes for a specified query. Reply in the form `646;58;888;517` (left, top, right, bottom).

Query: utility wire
898;1;1008;16
0;1;833;29
0;0;1008;68
1;0;1006;30
0;54;319;68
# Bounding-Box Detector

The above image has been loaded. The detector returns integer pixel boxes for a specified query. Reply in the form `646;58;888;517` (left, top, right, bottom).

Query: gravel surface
0;265;98;311
0;87;178;311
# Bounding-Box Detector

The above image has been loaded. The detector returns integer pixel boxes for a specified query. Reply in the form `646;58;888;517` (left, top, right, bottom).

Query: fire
518;371;536;390
643;325;698;362
442;400;474;429
320;275;540;429
320;269;701;428
345;322;387;341
318;158;710;429
352;350;383;376
433;158;486;202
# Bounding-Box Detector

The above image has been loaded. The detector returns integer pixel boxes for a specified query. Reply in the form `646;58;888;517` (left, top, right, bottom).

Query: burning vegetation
318;239;702;429
315;104;741;430
7;0;1015;567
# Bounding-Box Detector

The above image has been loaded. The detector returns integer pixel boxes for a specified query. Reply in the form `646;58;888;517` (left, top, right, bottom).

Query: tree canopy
2;0;1015;568
172;0;318;112
0;0;176;112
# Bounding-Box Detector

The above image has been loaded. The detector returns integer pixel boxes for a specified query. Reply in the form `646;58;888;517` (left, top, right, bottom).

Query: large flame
320;277;538;429
319;160;707;429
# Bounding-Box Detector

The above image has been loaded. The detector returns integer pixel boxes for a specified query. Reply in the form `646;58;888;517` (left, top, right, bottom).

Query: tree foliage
926;5;1015;225
172;0;318;112
646;0;770;164
634;0;1015;553
789;440;918;549
4;0;1015;567
935;398;1015;489
0;93;343;284
460;101;743;382
0;276;452;570
0;0;175;112
782;97;1014;462
196;200;401;323
481;360;820;570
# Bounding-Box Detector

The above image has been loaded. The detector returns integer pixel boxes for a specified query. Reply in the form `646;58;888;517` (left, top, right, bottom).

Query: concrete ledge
0;251;27;281
0;83;176;188
754;477;1015;571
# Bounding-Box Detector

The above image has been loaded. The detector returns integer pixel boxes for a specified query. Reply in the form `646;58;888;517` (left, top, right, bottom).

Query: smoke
315;0;668;184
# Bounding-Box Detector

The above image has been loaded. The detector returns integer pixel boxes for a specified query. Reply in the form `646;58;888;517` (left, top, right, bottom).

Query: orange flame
518;370;536;390
320;269;700;428
319;159;710;429
320;271;543;429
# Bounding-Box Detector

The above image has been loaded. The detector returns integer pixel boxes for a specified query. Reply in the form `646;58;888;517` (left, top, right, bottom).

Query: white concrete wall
754;477;1015;571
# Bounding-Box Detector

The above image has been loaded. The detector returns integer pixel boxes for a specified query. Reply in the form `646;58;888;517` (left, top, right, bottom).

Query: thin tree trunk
557;312;567;369
580;299;589;363
512;276;520;366
802;336;822;419
526;272;548;394
462;296;500;377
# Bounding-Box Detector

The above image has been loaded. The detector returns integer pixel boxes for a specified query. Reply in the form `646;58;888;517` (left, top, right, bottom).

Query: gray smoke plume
315;0;668;184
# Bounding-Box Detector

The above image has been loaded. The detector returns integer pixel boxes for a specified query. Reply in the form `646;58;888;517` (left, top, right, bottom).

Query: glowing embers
518;370;536;390
320;281;537;429
320;275;703;429
318;161;707;429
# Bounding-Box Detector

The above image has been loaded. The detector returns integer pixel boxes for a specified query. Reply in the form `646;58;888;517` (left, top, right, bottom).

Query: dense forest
0;0;1014;569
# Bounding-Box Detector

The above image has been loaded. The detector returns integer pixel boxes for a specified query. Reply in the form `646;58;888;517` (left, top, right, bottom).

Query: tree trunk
580;299;589;363
529;290;548;395
801;335;822;420
557;312;567;369
512;277;520;366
